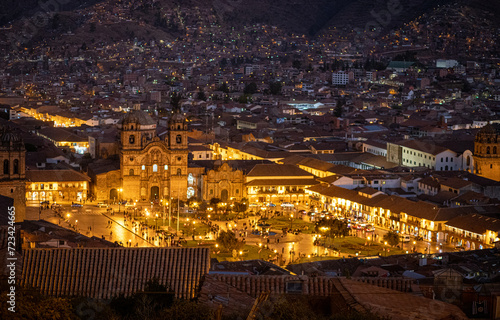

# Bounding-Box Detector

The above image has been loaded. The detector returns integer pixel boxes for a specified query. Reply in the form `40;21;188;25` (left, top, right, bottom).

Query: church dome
119;110;156;126
1;131;21;143
168;111;186;124
478;124;500;135
0;127;24;150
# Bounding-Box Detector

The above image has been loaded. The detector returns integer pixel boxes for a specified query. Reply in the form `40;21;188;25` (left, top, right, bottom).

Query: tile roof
245;179;319;187
199;274;467;320
38;127;88;142
307;184;465;222
340;278;467;320
87;159;120;175
397;140;449;155
246;164;313;178
26;169;91;182
21;247;210;299
445;214;500;234
440;177;474;189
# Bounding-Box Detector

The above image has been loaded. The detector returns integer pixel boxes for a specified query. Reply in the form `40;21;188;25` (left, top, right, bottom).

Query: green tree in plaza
217;230;243;252
315;218;349;240
209;197;221;214
233;197;249;217
383;230;400;247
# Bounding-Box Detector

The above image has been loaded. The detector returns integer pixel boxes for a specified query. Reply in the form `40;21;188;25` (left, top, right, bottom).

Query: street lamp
155;213;158;231
118;188;123;213
290;213;294;229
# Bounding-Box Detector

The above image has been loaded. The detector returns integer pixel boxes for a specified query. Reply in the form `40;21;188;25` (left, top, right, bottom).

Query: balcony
260;190;278;194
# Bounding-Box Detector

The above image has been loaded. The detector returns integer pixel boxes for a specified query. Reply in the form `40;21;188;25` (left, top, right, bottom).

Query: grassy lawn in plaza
207;212;258;221
301;236;407;261
137;217;212;238
265;216;315;234
168;239;278;262
212;244;277;262
177;236;407;265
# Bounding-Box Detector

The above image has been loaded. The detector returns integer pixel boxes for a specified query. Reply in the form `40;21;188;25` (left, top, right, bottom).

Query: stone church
473;123;500;181
90;109;189;203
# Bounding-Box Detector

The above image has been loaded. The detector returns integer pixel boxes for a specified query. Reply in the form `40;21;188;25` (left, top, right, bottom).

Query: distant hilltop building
436;59;459;68
473;124;500;181
331;71;353;85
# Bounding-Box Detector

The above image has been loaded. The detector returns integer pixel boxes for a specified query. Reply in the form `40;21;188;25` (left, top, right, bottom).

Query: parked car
71;203;82;207
365;225;375;232
97;202;108;208
399;234;411;242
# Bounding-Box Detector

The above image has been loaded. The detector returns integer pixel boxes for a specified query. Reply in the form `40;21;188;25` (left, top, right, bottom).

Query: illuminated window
153;164;158;172
164;165;168;170
142;165;145;170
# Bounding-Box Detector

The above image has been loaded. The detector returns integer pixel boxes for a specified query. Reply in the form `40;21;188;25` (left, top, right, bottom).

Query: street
26;202;157;247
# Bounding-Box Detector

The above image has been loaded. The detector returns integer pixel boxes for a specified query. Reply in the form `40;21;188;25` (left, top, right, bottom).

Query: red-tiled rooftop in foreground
21;247;210;299
199;274;468;320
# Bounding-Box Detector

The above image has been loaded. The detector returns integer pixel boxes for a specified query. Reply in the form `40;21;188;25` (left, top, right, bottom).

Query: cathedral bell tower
473;124;500;181
119;110;157;151
167;109;189;200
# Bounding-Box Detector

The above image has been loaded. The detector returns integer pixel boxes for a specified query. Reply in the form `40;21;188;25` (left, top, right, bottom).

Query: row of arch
110;186;196;201
3;159;19;175
128;167;181;176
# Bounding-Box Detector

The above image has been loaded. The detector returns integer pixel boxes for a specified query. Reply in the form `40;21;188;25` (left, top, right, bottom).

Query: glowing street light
118;188;123;213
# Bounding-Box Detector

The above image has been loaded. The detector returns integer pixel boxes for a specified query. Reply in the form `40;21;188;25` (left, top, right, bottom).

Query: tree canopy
314;218;349;239
383;230;400;247
217;230;243;252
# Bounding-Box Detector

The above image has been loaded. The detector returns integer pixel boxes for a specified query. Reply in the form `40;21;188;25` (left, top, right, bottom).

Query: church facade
117;110;189;203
